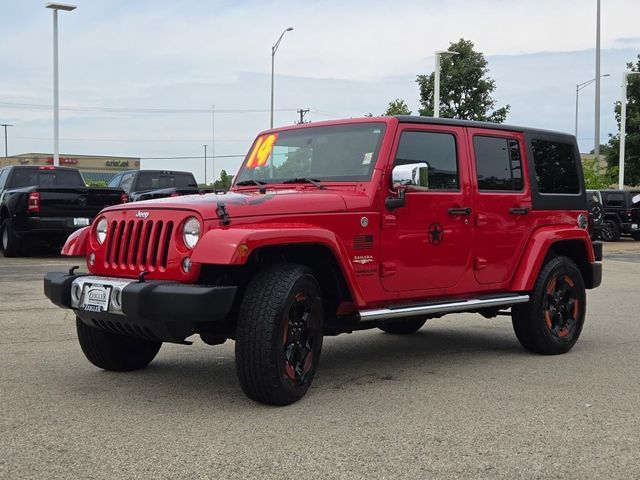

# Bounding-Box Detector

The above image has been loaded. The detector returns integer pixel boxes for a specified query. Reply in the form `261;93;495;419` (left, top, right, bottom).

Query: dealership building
0;153;140;184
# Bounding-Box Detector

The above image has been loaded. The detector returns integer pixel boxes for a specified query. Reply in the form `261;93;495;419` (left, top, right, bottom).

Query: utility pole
594;0;602;157
203;144;207;185
296;108;310;124
1;124;12;157
212;104;215;186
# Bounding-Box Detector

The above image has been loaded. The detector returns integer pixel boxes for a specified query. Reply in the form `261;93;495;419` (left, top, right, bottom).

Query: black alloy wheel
543;274;581;341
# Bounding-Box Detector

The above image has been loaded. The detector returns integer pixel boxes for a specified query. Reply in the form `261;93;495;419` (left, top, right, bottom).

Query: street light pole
46;3;76;167
203;144;208;185
434;50;459;118
618;71;640;189
1;124;12;157
594;0;602;157
575;74;610;139
270;27;293;129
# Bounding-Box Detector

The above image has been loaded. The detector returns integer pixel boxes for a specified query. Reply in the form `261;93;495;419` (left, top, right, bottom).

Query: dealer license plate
74;217;90;226
81;284;112;313
632;223;638;230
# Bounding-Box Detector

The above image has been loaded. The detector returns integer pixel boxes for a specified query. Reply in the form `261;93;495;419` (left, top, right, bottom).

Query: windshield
235;123;386;184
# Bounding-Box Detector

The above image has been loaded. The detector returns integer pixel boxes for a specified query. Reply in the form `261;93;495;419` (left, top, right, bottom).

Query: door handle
448;207;472;216
509;207;529;215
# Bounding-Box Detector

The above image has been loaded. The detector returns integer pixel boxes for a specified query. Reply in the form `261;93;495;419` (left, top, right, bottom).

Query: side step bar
358;295;530;322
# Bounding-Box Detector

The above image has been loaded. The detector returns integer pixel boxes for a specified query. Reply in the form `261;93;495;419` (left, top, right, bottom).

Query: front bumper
620;222;640;234
44;272;237;343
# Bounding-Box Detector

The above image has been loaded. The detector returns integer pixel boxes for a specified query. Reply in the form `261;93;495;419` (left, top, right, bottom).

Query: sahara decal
353;254;374;265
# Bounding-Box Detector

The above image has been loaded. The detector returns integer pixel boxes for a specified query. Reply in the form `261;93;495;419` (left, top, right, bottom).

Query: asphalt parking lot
1;241;639;479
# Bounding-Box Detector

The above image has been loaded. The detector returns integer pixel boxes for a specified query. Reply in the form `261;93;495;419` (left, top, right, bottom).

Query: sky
1;0;640;183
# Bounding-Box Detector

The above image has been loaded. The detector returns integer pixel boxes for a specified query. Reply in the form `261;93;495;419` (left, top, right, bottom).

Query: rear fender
191;224;364;304
511;226;595;292
61;226;90;256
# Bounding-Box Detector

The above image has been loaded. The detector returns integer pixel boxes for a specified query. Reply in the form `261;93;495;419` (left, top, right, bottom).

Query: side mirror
392;162;429;190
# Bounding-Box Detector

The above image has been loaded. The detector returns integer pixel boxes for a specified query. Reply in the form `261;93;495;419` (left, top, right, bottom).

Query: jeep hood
105;189;367;219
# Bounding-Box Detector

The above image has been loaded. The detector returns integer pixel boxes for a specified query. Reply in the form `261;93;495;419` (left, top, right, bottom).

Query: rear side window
531;140;580;194
473;136;523;191
0;168;8;190
604;192;624;207
8;168;85;188
394;131;458;190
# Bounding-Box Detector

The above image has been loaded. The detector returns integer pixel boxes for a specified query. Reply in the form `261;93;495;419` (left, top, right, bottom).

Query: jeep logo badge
135;211;150;219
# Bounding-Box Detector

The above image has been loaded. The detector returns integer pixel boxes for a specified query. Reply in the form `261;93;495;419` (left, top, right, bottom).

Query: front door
468;129;533;285
381;125;473;293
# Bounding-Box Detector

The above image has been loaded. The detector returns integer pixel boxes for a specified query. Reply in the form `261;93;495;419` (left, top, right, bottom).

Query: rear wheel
379;318;426;334
235;264;324;406
0;218;21;257
600;220;620;241
512;256;586;355
76;318;162;371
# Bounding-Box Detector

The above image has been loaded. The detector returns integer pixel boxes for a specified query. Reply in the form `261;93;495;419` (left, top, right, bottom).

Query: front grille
105;219;174;271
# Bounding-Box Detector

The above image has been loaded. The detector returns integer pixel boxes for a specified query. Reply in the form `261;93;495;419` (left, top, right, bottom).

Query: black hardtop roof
394;115;575;140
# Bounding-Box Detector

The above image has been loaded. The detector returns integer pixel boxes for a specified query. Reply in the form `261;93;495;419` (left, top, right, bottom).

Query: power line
139;154;244;160
0;101;348;118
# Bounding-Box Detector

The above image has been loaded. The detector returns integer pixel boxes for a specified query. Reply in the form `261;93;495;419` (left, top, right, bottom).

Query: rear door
468;129;533;285
380;124;474;292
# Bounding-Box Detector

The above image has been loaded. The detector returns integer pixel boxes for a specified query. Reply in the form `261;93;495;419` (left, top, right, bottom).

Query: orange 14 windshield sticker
246;133;278;168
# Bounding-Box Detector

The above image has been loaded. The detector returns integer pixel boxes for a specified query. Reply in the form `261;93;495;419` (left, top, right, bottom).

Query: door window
393;131;458;190
0;168;8;190
107;174;122;188
119;172;135;192
473;136;523;191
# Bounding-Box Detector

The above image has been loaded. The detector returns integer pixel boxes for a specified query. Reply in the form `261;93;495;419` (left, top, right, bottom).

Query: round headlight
183;217;201;249
96;218;108;244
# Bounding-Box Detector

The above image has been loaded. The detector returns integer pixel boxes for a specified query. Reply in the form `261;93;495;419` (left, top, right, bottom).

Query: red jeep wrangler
44;116;602;405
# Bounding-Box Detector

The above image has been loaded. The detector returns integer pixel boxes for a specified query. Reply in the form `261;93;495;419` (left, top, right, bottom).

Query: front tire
379;318;426;334
235;264;324;406
76;318;162;371
512;256;586;355
1;218;21;257
600;220;620;241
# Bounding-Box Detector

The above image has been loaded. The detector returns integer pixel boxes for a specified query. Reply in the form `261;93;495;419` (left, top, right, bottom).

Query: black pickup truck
0;166;125;256
108;170;210;202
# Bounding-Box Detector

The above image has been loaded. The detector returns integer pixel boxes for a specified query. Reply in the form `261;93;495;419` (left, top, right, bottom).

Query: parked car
0;166;126;256
599;189;640;241
586;189;604;240
44;116;602;405
108;170;211;202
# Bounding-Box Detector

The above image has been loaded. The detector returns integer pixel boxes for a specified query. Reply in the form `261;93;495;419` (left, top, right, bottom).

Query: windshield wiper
236;179;267;186
282;178;325;189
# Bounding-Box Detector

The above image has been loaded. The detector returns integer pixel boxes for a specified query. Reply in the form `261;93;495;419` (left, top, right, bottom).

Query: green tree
213;169;233;191
383;98;412;116
582;159;618;189
416;38;510;123
606;54;640;186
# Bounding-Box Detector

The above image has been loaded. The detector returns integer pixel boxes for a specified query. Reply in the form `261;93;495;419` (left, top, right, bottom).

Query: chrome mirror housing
392;162;429;190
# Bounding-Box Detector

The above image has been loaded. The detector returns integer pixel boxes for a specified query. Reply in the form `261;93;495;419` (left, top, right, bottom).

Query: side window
107;174;122;188
393;131;458;190
119;173;135;192
604;193;624;207
473;136;523;191
0;169;8;190
531;139;580;194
